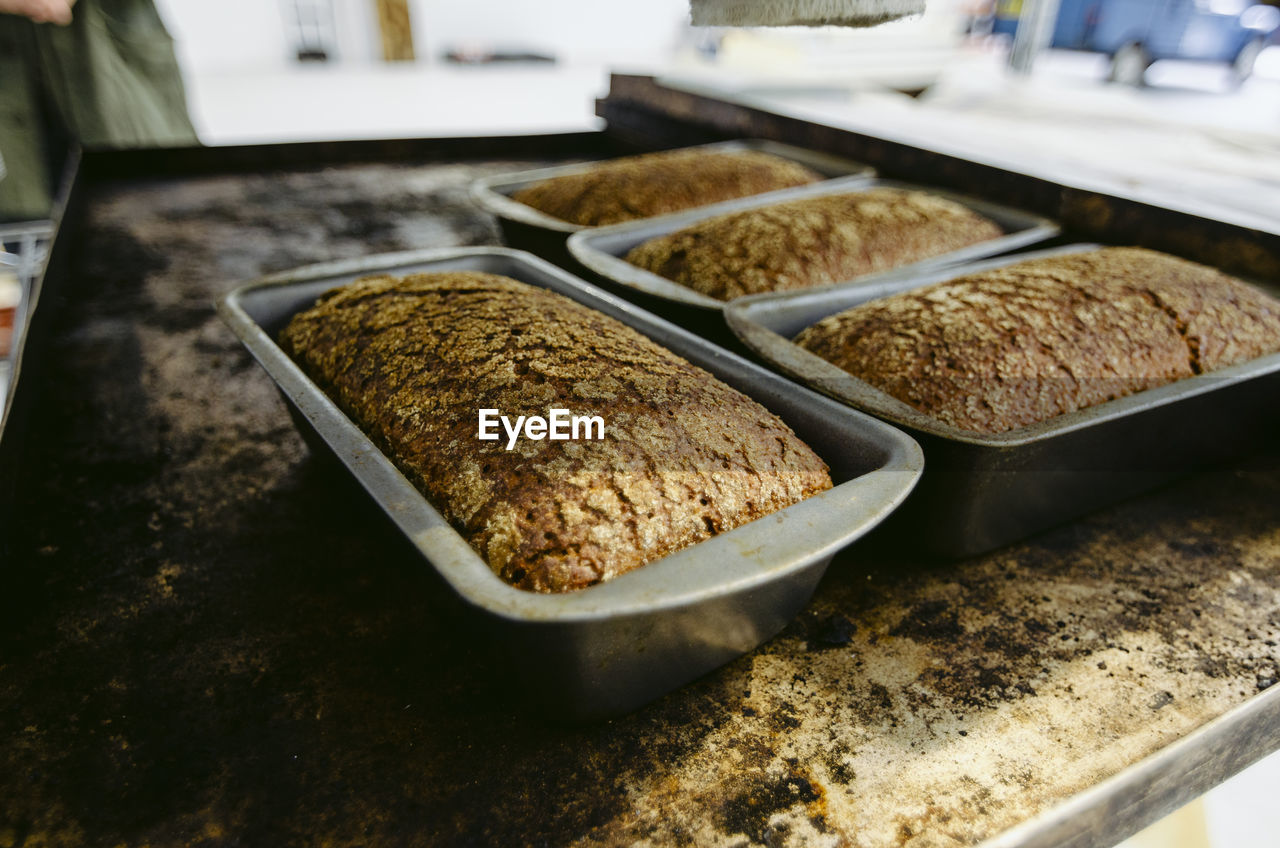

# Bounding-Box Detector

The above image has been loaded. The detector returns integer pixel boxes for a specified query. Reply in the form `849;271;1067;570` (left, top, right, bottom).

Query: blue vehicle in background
992;0;1280;84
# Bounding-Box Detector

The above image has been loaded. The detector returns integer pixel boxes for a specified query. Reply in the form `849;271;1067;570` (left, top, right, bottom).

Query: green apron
0;0;197;220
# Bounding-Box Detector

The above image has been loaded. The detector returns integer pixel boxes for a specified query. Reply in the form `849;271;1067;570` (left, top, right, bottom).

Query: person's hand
0;0;74;25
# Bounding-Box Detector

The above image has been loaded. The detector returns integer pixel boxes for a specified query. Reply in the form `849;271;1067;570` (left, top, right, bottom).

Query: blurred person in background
0;0;197;221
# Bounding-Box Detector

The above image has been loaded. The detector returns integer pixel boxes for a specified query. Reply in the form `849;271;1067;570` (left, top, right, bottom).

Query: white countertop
658;47;1280;232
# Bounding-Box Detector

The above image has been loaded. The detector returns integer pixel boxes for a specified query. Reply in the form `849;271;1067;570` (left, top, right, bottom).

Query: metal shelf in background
0;221;54;418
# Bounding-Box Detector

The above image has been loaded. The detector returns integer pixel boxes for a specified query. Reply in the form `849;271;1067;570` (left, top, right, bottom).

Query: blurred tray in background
470;138;876;270
567;176;1060;312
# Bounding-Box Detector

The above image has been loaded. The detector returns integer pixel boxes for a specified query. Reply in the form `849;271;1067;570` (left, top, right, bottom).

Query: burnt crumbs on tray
794;247;1280;435
509;148;822;227
278;271;832;593
624;188;1004;301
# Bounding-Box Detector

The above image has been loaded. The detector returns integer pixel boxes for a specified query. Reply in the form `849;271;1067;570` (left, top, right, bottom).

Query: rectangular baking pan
470;138;876;267
725;244;1280;557
566;176;1062;312
217;246;922;719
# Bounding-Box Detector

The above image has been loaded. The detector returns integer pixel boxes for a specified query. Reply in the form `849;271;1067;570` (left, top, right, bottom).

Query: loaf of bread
509;148;822;227
794;247;1280;434
624;188;1004;301
279;272;833;593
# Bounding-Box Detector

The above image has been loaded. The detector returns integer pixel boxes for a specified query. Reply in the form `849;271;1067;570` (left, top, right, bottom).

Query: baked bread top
509;148;822;227
623;188;1004;301
794;247;1280;435
279;271;833;592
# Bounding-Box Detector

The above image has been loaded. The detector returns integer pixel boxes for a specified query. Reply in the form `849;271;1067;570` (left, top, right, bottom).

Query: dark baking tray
218;246;922;718
469;138;876;268
566;177;1061;312
725;244;1280;557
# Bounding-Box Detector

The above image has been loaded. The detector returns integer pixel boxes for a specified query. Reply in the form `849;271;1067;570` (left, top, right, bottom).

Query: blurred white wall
156;0;293;72
155;0;690;72
408;0;689;63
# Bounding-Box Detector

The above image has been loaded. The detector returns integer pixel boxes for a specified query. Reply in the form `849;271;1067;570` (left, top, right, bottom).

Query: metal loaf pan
470;139;876;268
724;244;1280;557
217;247;923;719
566;177;1061;313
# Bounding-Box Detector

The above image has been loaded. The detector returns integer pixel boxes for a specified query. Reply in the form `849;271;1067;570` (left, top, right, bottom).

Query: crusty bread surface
624;188;1004;301
509;148;822;227
279;271;833;593
794;247;1280;434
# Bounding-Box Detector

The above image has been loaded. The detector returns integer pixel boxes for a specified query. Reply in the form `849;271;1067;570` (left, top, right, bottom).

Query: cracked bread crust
509;149;822;227
279;271;833;593
794;247;1280;435
623;188;1005;301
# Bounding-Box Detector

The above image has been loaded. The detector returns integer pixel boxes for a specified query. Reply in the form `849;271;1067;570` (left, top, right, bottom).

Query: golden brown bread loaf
509;148;822;227
623;188;1004;301
279;271;833;593
793;247;1280;434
